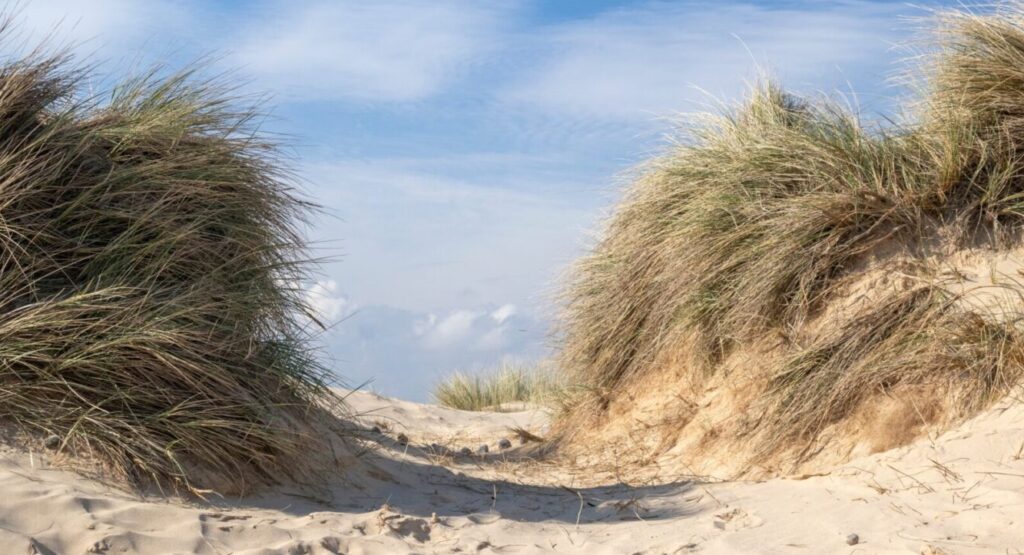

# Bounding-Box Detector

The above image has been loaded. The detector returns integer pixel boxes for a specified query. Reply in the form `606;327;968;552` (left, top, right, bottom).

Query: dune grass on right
553;3;1024;468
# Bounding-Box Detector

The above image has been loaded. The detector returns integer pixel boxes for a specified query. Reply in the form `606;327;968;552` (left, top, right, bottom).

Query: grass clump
758;286;1024;458
0;34;337;493
557;2;1024;461
433;361;564;412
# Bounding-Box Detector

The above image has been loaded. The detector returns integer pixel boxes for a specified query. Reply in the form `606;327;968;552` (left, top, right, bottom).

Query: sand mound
553;4;1024;478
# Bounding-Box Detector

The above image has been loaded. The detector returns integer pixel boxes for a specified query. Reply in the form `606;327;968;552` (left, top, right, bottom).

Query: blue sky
15;0;958;400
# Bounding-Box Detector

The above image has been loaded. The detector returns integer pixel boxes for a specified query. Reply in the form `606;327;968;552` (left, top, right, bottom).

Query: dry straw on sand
555;3;1024;464
0;26;339;494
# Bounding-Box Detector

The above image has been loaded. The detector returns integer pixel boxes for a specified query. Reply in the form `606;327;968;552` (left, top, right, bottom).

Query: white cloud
420;309;482;349
230;0;510;102
305;280;352;323
491;303;517;324
324;303;549;400
410;303;525;351
412;313;437;336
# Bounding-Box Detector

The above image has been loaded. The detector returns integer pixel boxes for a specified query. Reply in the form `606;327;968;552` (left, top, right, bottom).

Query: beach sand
1;389;1021;554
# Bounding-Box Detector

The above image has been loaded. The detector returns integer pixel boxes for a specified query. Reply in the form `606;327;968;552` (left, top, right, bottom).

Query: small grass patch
433;361;565;412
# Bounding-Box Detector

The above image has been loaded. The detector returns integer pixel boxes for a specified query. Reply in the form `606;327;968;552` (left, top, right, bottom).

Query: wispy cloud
504;2;911;119
230;0;513;102
8;0;196;65
12;1;514;103
303;158;599;314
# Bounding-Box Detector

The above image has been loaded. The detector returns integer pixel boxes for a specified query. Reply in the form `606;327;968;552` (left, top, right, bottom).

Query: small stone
498;438;512;450
370;426;382;434
43;435;60;450
846;533;860;546
459;447;472;456
477;444;489;454
396;433;409;446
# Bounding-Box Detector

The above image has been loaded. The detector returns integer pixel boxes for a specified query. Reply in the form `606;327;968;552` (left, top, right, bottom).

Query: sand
0;389;1021;554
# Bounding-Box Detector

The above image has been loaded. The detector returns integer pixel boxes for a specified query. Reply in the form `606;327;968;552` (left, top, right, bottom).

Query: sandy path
0;390;1021;554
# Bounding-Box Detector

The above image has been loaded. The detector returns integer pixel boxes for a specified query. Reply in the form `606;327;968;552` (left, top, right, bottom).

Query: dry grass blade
510;427;545;444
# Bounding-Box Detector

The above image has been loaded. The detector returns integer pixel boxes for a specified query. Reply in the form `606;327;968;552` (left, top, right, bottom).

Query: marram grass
0;39;337;493
557;2;1024;460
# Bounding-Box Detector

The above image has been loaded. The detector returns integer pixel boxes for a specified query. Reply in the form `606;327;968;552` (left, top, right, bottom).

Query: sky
12;0;960;400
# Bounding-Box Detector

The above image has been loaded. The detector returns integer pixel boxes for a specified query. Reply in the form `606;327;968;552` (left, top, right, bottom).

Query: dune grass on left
0;33;339;494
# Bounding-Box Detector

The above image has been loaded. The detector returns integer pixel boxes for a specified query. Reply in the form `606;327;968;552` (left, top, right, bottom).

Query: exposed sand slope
0;390;1021;554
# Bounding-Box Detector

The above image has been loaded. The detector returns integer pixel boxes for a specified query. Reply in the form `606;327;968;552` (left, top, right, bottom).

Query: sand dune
0;390;1020;554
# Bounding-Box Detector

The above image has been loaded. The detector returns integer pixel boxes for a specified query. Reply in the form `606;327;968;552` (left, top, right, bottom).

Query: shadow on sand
218;429;704;527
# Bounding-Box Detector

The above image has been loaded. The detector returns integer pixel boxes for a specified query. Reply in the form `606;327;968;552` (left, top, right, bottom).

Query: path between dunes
0;390;1021;554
